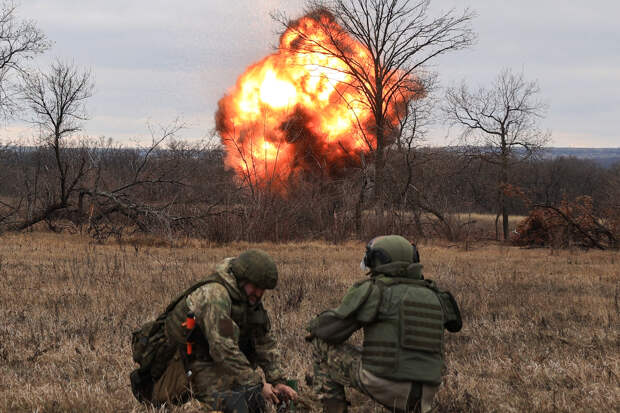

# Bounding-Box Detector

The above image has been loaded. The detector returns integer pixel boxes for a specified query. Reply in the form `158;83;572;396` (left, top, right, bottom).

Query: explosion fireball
215;11;418;189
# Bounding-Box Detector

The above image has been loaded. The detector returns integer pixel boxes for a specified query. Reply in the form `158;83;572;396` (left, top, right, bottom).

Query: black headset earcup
412;243;420;263
363;246;372;267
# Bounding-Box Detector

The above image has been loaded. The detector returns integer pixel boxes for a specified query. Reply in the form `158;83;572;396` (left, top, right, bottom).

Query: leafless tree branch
0;1;50;119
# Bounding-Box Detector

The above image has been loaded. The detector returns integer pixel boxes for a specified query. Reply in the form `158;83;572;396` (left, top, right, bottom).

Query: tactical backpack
129;279;213;404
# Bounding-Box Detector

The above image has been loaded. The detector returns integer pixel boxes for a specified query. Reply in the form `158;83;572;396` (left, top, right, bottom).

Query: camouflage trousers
151;351;262;411
311;339;435;413
311;338;365;402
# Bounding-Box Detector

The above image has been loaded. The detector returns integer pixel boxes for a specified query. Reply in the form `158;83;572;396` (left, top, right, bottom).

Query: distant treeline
1;142;619;244
541;148;620;168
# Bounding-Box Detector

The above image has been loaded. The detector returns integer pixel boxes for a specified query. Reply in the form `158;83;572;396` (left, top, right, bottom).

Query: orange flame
216;11;418;189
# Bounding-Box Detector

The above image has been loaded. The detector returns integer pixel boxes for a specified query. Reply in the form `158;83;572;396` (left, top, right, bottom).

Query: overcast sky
4;0;618;147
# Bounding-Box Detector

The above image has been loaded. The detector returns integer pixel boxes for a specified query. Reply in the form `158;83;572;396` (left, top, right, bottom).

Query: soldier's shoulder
333;279;374;318
347;278;377;299
187;281;231;309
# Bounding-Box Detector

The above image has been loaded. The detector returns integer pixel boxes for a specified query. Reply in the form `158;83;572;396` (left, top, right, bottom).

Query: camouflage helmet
230;249;278;289
363;235;419;268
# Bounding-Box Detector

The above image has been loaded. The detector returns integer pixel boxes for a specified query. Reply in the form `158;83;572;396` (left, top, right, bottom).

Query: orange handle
182;316;196;330
183;313;196;356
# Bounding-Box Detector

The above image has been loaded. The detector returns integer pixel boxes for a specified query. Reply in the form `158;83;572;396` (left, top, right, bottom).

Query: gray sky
4;0;619;147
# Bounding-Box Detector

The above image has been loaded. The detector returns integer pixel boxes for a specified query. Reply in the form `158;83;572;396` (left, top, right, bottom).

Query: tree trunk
500;138;509;241
373;77;386;234
374;142;385;232
502;203;509;241
495;212;500;241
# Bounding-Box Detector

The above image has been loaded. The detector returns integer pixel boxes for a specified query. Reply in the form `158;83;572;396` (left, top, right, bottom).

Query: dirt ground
0;232;618;412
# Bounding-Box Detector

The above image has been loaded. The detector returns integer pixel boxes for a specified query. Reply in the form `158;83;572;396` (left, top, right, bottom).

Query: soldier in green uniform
306;235;462;413
130;249;297;412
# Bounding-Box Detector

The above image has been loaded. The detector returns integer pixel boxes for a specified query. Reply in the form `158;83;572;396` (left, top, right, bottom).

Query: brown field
0;232;618;412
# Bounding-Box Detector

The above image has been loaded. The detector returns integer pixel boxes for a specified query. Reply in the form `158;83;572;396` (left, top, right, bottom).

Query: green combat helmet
362;235;419;269
230;249;278;289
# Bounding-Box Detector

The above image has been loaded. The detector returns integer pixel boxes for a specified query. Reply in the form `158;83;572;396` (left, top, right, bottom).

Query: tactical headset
363;238;420;268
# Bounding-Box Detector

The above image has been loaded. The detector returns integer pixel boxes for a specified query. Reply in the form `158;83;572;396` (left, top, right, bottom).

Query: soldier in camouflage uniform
306;236;462;413
142;249;297;411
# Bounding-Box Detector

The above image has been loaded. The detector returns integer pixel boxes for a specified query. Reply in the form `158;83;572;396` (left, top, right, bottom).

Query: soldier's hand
274;383;298;401
261;382;280;405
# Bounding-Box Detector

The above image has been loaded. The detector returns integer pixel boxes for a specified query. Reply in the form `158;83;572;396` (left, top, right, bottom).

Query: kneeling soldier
306;235;462;413
130;249;297;412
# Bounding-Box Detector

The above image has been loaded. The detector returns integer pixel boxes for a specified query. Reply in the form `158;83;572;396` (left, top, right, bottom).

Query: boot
322;398;348;413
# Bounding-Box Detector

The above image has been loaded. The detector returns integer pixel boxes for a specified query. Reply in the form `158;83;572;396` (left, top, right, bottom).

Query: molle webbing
362;340;398;370
361;276;446;383
400;293;444;353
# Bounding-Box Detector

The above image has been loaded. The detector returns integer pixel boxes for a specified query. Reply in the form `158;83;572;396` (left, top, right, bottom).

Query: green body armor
307;263;461;386
361;276;446;384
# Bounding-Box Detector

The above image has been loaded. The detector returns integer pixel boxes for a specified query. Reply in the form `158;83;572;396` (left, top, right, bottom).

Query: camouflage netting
512;196;619;250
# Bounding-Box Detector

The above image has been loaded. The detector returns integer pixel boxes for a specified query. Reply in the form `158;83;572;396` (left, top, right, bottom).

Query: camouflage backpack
129;279;213;404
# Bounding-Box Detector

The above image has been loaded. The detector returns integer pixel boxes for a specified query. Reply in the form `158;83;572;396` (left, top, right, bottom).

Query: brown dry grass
0;232;618;412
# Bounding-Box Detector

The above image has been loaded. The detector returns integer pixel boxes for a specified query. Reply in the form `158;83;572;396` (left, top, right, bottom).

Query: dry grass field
0;232;618;412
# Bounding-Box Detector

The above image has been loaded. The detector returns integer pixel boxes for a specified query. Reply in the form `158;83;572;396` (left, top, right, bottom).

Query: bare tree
393;75;436;198
20;60;93;219
275;0;475;217
4;61;224;237
79;122;191;240
1;121;199;237
443;68;550;241
0;1;50;119
0;140;23;225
